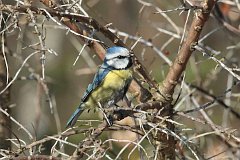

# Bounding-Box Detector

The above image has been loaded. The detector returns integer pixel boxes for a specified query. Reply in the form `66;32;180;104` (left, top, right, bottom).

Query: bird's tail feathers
66;105;84;128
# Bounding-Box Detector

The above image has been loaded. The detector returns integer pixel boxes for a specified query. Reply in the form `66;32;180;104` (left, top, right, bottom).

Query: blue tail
66;106;84;128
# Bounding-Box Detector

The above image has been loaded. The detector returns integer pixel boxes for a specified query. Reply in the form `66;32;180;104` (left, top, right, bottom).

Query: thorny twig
1;0;240;159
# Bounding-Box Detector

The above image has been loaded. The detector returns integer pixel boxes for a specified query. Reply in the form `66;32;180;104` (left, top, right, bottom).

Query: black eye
117;55;125;59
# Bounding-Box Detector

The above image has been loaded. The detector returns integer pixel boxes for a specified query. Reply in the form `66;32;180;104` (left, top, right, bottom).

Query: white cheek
106;59;114;66
107;59;129;69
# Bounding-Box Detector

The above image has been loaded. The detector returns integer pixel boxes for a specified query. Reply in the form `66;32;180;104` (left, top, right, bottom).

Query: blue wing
81;63;111;102
66;63;111;128
66;106;84;128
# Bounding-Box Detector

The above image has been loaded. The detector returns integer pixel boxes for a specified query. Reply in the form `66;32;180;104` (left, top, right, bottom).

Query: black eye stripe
106;55;130;60
117;55;126;59
108;56;125;60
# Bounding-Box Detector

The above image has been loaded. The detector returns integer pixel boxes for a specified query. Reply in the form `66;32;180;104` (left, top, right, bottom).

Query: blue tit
66;46;133;128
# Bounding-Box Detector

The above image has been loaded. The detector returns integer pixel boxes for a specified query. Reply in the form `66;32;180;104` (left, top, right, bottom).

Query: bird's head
104;46;133;69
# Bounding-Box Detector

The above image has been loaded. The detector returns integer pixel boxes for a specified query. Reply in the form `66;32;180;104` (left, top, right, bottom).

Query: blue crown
106;46;128;55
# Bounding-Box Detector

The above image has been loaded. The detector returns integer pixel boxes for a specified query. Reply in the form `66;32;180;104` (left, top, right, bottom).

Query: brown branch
155;0;218;159
0;3;157;93
160;0;218;100
177;111;240;148
72;122;107;159
12;155;60;160
1;1;223;159
14;128;92;156
187;83;240;119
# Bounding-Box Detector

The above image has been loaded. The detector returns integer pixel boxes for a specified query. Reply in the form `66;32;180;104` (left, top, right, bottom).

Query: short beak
129;51;134;57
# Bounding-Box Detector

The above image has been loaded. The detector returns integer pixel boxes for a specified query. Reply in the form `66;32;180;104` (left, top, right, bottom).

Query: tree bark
157;0;217;159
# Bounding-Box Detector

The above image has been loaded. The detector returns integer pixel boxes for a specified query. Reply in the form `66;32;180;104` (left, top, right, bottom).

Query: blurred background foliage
2;0;240;158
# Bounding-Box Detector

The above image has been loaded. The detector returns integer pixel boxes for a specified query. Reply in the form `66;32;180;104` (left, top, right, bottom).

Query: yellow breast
85;69;132;108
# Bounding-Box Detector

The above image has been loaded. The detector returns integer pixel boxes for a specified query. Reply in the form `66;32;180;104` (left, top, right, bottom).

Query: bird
66;46;133;128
